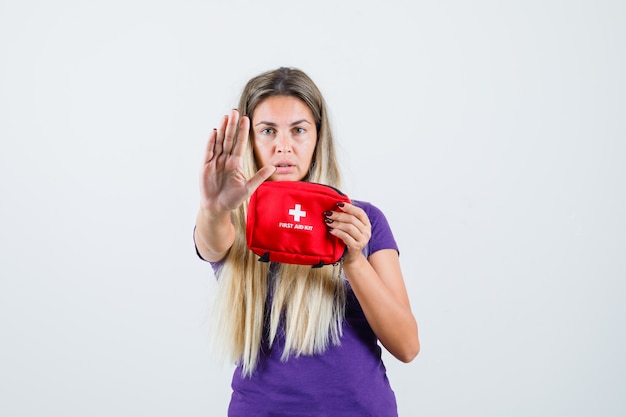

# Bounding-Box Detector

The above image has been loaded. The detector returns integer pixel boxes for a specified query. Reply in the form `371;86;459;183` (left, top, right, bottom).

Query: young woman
194;67;419;416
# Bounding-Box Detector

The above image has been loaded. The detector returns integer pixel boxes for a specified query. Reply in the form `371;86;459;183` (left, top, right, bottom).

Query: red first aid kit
246;181;351;267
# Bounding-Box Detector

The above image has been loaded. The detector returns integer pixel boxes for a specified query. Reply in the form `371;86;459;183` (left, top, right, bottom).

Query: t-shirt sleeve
355;201;399;257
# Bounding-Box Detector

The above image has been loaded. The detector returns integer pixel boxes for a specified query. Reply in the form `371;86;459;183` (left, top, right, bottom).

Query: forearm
343;254;420;362
195;208;235;262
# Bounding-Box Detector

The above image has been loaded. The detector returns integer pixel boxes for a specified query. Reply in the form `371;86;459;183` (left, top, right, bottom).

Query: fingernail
336;202;345;207
323;211;332;217
325;218;334;224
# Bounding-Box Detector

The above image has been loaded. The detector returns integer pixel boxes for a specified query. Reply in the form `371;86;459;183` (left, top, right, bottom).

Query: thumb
245;166;276;196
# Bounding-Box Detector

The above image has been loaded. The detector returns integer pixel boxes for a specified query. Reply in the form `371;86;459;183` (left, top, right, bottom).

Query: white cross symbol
288;204;307;222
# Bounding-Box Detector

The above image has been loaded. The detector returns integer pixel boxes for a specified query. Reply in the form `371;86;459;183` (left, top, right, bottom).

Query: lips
274;160;295;168
274;160;297;175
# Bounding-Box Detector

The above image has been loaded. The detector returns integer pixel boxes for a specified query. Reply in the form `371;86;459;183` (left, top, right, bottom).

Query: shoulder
352;200;386;221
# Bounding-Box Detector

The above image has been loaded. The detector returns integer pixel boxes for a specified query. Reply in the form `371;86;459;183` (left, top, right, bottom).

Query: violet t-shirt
202;200;400;417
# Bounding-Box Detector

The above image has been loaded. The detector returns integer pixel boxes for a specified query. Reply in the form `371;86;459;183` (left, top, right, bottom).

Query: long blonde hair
212;68;346;376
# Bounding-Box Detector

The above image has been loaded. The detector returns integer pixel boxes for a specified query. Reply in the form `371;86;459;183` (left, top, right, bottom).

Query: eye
293;127;306;134
261;128;275;135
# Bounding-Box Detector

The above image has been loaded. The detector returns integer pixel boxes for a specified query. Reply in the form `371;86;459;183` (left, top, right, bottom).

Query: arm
195;109;275;262
342;249;419;362
326;204;420;362
194;209;235;262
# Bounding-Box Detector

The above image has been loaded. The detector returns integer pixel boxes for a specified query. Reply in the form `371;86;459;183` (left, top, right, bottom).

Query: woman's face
251;95;318;182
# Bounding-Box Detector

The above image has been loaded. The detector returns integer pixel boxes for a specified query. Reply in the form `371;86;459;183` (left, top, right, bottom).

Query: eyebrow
254;119;313;127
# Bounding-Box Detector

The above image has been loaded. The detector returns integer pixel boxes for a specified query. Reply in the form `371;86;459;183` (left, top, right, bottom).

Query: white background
1;0;624;416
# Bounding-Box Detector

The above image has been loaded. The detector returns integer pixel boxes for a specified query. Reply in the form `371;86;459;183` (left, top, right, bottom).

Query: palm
201;152;247;212
200;110;274;214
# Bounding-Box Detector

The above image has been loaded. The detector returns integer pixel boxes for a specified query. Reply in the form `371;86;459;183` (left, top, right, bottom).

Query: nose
276;132;292;153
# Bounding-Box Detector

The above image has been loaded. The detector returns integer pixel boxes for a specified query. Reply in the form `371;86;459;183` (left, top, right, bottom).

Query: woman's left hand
325;202;371;264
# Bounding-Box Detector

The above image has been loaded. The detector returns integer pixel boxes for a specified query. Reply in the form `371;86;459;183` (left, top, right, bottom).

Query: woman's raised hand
200;109;275;215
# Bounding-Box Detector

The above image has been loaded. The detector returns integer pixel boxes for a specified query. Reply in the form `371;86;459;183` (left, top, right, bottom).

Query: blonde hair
212;68;346;376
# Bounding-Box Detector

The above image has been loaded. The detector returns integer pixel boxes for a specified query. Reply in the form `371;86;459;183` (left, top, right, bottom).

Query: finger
327;207;371;248
328;226;361;250
332;204;370;229
334;220;368;243
223;109;239;155
335;203;371;229
204;128;217;164
231;114;250;158
214;115;228;156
